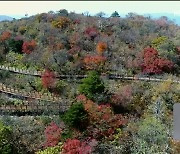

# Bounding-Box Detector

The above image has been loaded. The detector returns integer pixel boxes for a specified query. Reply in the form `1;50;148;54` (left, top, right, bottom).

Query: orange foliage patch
96;42;107;55
0;31;11;41
83;55;106;70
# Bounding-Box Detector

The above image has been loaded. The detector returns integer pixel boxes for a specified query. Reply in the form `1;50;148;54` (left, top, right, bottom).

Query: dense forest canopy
0;10;179;76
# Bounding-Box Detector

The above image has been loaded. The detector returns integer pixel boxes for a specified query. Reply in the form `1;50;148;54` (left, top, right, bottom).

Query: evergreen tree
79;71;105;101
111;11;120;17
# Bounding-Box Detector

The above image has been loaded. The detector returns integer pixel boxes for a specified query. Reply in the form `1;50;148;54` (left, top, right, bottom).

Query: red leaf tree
141;47;173;74
84;27;99;40
41;69;56;89
44;122;62;147
62;139;91;154
22;40;36;54
78;97;127;140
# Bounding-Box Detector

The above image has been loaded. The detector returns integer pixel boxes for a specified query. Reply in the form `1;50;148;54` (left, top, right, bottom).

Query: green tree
79;71;105;101
131;116;169;154
58;9;68;16
111;11;120;17
8;39;23;54
61;103;88;131
0;121;13;154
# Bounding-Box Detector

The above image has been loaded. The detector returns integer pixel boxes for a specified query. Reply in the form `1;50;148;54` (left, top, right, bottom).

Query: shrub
34;78;44;92
96;42;107;55
0;121;13;154
83;100;113;123
138;116;168;145
0;45;6;62
52;17;71;29
131;116;169;153
44;122;62;147
79;71;105;101
41;69;56;89
84;27;99;40
55;80;68;94
8;38;24;54
0;31;11;41
0;70;10;79
83;55;106;70
111;85;132;110
131;137;165;154
18;26;27;35
53;50;71;71
39;116;53;126
62;139;91;154
152;36;167;48
61;102;88;130
61;128;73;141
36;13;50;23
2;116;45;153
69;32;81;48
22;40;37;54
93;143;123;154
118;29;139;44
36;142;63;154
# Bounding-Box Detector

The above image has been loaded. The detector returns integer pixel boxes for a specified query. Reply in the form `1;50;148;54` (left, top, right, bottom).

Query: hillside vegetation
0;10;179;154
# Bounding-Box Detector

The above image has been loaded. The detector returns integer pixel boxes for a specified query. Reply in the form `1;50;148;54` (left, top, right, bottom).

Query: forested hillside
0;10;179;75
0;10;179;154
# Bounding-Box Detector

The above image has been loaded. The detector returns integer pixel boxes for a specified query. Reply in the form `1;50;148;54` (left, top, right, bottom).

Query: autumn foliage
85;100;127;139
44;122;62;147
141;47;173;74
52;17;71;29
111;85;132;108
41;69;56;89
22;40;36;54
84;27;99;40
96;42;107;54
83;99;113;123
83;55;106;70
62;139;91;154
76;95;127;140
48;42;64;52
0;31;11;41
